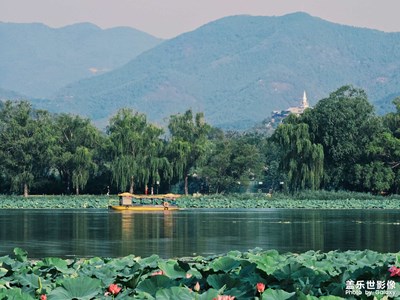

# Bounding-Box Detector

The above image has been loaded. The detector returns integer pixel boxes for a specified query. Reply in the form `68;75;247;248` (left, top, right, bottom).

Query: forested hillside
2;13;400;130
46;12;400;129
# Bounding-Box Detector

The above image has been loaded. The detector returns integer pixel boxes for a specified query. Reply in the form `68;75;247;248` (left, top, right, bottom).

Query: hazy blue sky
1;0;399;38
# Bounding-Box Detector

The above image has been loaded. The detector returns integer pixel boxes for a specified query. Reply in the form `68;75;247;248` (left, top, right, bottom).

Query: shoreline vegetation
1;247;400;299
2;86;400;199
1;191;400;209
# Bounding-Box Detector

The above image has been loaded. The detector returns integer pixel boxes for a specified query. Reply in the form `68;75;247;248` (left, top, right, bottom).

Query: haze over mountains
2;13;400;129
0;22;163;98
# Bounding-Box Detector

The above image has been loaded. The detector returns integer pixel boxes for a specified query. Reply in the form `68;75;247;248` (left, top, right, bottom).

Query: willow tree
272;121;324;192
167;110;211;195
108;108;170;193
139;124;172;193
71;146;97;195
0;101;55;196
53;114;100;194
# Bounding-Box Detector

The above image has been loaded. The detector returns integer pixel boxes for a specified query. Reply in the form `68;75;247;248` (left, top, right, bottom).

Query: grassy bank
1;248;400;299
0;191;400;209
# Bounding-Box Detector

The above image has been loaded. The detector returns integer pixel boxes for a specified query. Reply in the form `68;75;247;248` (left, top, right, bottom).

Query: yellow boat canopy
117;192;181;199
131;193;181;199
118;192;135;197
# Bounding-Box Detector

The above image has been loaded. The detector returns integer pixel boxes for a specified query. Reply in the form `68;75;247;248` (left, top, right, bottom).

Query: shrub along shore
1;248;400;299
1;191;400;209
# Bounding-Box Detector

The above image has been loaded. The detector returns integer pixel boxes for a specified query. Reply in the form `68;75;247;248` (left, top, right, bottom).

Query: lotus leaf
0;267;8;278
249;250;284;275
158;259;187;279
111;255;137;269
227;286;257;300
0;287;35;300
349;265;380;280
210;256;241;273
396;253;400;265
297;291;319;299
136;275;176;296
84;256;105;266
0;279;8;289
276;263;330;289
35;257;71;274
176;259;190;272
186;268;203;279
237;263;265;286
196;288;219;300
13;248;28;262
354;250;385;268
206;274;241;290
86;265;117;285
137;254;160;269
134;290;156;299
261;288;295;300
0;255;12;264
117;267;144;289
48;277;101;300
390;281;400;298
155;286;194;300
13;273;43;295
117;264;142;279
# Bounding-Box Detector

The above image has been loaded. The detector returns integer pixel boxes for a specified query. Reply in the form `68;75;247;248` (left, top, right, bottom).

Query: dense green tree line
0;103;252;196
0;85;399;196
271;85;400;193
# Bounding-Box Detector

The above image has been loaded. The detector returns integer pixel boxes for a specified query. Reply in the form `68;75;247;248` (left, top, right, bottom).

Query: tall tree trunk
76;186;79;195
184;175;188;195
129;176;134;194
66;172;71;194
23;183;29;197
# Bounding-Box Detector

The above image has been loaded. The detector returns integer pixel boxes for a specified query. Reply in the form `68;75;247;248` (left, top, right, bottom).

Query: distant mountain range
2;13;400;129
0;22;163;98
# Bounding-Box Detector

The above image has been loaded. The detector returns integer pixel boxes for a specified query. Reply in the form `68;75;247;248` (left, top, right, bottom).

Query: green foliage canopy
167;110;211;195
272;121;324;192
108;108;170;193
0;101;55;196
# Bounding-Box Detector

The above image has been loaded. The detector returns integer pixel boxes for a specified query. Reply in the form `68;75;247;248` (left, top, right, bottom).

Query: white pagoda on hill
286;91;309;115
269;91;311;128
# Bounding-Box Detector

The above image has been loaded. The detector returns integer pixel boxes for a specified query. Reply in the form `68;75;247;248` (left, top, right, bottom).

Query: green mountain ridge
0;21;163;98
3;13;400;129
44;12;400;129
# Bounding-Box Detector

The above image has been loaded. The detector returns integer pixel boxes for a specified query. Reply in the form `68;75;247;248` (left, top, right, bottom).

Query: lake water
0;208;399;259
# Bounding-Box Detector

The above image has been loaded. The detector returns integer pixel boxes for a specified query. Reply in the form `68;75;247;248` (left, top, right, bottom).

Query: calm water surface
0;209;399;258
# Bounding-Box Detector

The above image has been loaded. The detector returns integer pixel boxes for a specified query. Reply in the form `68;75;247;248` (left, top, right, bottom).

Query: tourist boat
108;192;181;211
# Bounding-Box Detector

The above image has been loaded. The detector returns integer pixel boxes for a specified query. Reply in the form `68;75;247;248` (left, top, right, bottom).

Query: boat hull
109;205;180;211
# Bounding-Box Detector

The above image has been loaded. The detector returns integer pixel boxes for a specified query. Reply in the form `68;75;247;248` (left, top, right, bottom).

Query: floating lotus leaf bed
1;191;400;209
1;248;400;299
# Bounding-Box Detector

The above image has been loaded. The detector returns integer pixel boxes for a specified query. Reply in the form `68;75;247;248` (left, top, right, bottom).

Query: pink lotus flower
108;284;121;295
151;270;164;276
256;282;266;293
40;295;47;300
194;282;200;292
389;266;400;277
213;296;235;300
